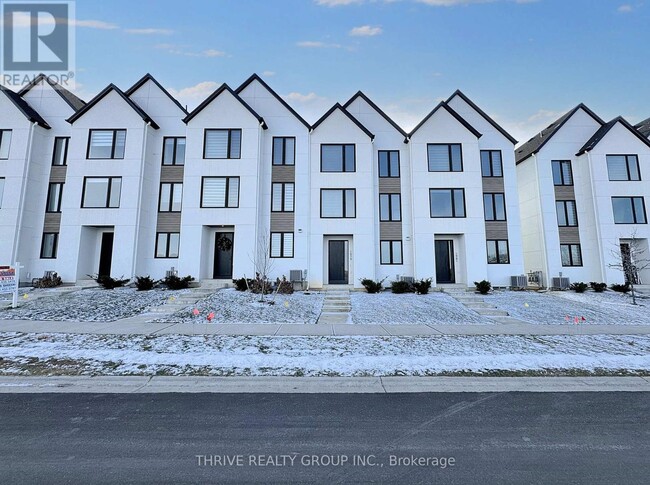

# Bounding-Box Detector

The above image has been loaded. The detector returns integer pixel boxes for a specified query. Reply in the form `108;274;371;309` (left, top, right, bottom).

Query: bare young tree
249;233;275;302
608;230;650;305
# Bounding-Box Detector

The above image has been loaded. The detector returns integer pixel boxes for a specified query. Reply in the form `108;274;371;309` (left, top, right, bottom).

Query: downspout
532;153;550;287
407;136;418;280
12;121;37;263
586;151;607;281
130;121;151;277
306;128;312;290
254;122;263;273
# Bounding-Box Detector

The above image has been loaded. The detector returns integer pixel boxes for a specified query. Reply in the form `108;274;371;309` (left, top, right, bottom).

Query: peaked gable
408;101;482;141
311;103;374;140
577;117;650;156
342;91;407;138
183;83;267;128
0;85;50;128
125;73;188;116
635;117;650;139
18;73;85;112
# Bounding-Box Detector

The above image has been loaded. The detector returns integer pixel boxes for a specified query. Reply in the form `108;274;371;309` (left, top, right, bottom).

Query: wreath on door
215;234;233;251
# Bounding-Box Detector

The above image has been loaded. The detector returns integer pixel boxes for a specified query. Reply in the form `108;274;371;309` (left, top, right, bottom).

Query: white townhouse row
0;71;533;290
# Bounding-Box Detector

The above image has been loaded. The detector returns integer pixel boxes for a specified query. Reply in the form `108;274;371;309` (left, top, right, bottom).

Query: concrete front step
474;309;510;317
465;302;495;309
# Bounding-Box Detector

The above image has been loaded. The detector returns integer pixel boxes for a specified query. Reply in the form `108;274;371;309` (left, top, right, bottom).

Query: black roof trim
66;84;159;129
235;73;310;129
577;116;650;156
342;90;407;138
182;83;267;128
125;73;188;115
0;85;50;129
18;73;86;111
310;103;375;140
446;89;517;145
515;104;604;164
635;117;650;139
408;101;482;141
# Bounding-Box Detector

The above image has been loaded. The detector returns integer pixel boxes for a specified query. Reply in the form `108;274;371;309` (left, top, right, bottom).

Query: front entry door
621;243;639;284
328;240;347;284
435;240;455;284
213;232;234;279
98;232;114;277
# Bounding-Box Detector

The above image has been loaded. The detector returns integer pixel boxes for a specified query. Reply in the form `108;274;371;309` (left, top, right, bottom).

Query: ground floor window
487;240;509;264
40;233;58;259
155;233;180;258
560;244;582;267
270;232;294;258
380;240;403;265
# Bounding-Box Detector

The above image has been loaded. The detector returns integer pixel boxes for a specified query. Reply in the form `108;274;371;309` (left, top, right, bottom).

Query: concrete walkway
316;289;351;324
1;318;650;336
0;375;648;393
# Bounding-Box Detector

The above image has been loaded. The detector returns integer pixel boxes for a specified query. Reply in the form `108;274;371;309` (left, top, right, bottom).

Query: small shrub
250;273;272;294
590;282;607;293
163;274;194;290
232;277;251;292
610;283;631;293
412;278;432;295
360;278;385;294
135;276;158;291
391;280;413;294
570;282;588;293
474;280;492;295
90;274;130;290
33;272;62;288
275;276;294;294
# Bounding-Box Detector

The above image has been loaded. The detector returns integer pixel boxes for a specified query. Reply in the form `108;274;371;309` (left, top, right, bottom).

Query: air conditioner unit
399;276;415;284
510;275;527;289
551;277;570;290
289;270;304;283
165;267;178;278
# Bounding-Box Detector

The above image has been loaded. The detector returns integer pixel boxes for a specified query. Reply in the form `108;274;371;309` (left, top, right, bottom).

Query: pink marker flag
565;315;570;322
207;312;215;322
582;316;586;322
574;316;580;324
192;308;200;316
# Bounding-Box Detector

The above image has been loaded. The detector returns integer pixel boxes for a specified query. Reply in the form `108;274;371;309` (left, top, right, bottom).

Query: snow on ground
350;292;493;325
156;289;325;325
0;288;175;322
0;332;648;376
484;290;650;325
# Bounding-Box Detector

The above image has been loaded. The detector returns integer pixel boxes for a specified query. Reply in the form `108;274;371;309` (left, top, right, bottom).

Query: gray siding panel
378;178;401;193
271;165;295;183
554;185;576;200
43;213;61;232
49;166;67;183
156;212;181;232
380;222;402;240
485;221;509;240
160;165;185;183
271;212;295;232
482;177;505;192
559;226;581;244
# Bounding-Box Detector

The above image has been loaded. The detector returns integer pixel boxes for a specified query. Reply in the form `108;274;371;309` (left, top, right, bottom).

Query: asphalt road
0;392;648;484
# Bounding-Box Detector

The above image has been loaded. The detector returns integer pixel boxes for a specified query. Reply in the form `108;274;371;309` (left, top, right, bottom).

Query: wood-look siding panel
271;212;295;232
43;213;61;232
49;166;67;183
559;226;581;244
482;177;505;192
156;212;181;232
378;178;401;193
271;166;295;183
554;185;576;200
160;165;185;183
485;221;509;240
380;222;402;240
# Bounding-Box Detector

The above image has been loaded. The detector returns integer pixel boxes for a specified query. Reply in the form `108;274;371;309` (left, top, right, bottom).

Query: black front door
435;240;455;284
98;232;114;277
213;232;234;279
328;240;347;284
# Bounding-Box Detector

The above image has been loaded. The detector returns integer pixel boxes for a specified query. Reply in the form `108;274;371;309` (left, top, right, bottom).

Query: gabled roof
235;73;310;129
183;83;267;128
408;101;482;141
342;91;407;138
311;103;375;141
0;85;50;129
515;104;604;164
67;84;159;129
125;73;188;116
635;117;650;138
446;90;517;145
577;116;650;156
18;73;86;111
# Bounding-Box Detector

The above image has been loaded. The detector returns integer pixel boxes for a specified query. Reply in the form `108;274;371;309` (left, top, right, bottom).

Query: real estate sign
0;266;17;294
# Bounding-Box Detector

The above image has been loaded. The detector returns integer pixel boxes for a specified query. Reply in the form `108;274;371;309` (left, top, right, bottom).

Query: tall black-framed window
158;183;183;212
40;233;58;259
481;150;503;177
45;182;63;213
380;240;403;265
320;189;356;218
87;129;126;159
272;137;295;166
427;144;463;172
204;129;242;159
52;137;69;166
378;150;400;177
379;193;401;222
155;233;180;258
270;232;294;258
162;137;186;165
429;188;466;218
606;155;640;181
551;160;573;186
271;182;294;212
81;177;122;208
561;244;583;267
487;240;509;264
556;200;578;227
321;144;355;172
612;197;647;224
0;130;12;159
200;177;240;208
483;193;506;221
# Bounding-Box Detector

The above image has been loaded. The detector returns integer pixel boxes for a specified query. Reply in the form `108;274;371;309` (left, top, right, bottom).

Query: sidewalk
1;318;650;336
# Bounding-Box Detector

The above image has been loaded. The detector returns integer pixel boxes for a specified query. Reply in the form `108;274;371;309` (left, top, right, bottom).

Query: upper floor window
483;193;506;221
321;189;356;218
430;188;465;218
271;182;294;212
0;130;12;159
556;200;578;227
46;182;63;213
159;183;183;212
379;193;401;222
52;137;69;166
481;150;503;177
428;144;462;172
201;177;239;208
273;137;295;166
270;232;294;258
612;197;647;224
551;160;573;186
606;155;640;181
81;177;121;208
87;129;126;159
0;177;4;208
204;129;241;159
40;233;58;259
379;150;400;177
162;137;186;165
321;144;355;172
